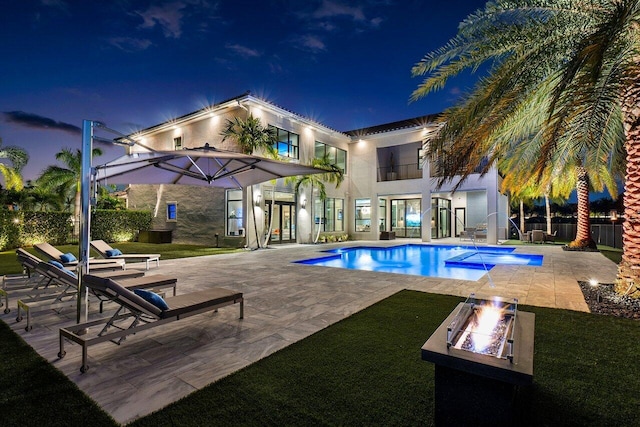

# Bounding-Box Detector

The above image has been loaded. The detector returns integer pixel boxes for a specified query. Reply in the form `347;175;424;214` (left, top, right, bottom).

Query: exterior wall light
254;193;262;206
301;197;307;209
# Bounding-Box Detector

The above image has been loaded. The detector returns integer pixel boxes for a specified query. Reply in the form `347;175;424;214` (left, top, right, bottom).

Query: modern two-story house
119;92;509;247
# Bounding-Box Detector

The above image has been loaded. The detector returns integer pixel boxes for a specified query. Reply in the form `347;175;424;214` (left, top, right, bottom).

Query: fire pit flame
469;302;505;353
447;294;517;362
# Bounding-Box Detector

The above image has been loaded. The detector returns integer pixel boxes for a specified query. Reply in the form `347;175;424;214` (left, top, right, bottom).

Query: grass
0;243;241;275
1;291;637;426
0;319;116;426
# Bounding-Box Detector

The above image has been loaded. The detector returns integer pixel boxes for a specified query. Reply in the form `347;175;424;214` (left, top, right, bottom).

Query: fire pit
422;294;534;425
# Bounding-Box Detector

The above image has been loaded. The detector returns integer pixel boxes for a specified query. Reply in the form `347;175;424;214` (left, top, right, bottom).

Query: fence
523;223;623;249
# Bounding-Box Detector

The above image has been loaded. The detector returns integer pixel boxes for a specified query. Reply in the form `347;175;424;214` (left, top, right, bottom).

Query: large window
226;189;244;236
355;198;371;232
314;141;346;173
314;198;344;232
270;126;299;159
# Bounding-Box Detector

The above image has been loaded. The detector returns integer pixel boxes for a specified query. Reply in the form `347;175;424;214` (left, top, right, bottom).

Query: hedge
90;210;153;243
0;209;153;250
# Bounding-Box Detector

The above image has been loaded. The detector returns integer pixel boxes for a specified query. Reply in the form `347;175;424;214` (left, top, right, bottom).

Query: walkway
0;241;618;424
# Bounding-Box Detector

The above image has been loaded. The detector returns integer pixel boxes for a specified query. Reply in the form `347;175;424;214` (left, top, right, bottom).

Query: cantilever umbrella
94;144;325;188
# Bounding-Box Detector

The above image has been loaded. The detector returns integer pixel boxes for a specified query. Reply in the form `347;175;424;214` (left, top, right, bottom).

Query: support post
77;120;93;323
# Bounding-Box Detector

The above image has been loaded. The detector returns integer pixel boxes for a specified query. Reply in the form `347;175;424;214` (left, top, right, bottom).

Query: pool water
294;244;543;281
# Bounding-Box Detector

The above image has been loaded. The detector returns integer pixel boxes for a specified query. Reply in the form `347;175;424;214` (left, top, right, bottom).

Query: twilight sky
1;0;488;182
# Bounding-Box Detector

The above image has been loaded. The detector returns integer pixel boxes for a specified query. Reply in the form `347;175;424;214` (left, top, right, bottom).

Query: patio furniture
58;274;244;373
2;249;130;315
91;239;161;270
460;228;476;241
15;262;173;331
544;231;557;243
34;242;125;269
531;230;545;244
474;228;487;241
520;231;531;243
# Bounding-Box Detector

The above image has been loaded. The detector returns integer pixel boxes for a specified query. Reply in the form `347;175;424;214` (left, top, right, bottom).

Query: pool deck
1;240;618;424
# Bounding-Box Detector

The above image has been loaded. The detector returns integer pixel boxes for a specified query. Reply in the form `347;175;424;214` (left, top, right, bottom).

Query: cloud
294;34;327;53
313;0;366;21
108;37;153;52
133;0;219;39
2;111;81;134
135;2;188;38
225;43;261;58
40;0;70;15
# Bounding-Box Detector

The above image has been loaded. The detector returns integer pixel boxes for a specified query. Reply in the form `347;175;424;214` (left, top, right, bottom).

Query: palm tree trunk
520;200;525;235
545;194;551;235
571;166;595;248
616;79;640;296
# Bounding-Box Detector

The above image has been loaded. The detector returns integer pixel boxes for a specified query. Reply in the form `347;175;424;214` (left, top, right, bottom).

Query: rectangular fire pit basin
421;296;534;425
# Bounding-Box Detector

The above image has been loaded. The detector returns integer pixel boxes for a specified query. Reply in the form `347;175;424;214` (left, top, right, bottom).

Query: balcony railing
378;163;423;182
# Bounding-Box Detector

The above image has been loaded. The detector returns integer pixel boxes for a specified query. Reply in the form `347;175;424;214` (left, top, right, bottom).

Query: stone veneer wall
127;184;244;247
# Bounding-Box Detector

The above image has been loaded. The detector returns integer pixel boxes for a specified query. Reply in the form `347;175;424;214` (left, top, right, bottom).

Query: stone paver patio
0;241;618;424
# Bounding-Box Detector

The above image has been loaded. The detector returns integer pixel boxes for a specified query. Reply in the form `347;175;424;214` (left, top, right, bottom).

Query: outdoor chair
59;274;243;373
15;262;175;331
460;228;476;241
34;242;125;269
531;230;545;244
544;231;557;243
2;249;127;315
520;231;531;243
90;240;160;270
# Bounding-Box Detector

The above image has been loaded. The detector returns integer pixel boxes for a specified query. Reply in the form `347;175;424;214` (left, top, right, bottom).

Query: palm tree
220;114;278;248
291;155;345;243
0;138;28;191
411;0;635;295
220;114;279;157
37;147;102;219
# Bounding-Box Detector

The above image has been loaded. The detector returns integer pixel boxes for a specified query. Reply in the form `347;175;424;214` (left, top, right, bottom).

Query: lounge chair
59;274;243;373
34;242;125;269
16;262;175;331
90;240;160;270
544;230;557;243
531;230;545;244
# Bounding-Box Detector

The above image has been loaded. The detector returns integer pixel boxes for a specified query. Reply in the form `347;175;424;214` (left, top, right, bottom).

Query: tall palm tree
0;138;28;191
291;155;345;243
220;114;278;248
37;147;102;219
411;0;635;295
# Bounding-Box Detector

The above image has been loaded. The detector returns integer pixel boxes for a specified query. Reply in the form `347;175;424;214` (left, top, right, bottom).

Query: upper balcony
377;142;423;182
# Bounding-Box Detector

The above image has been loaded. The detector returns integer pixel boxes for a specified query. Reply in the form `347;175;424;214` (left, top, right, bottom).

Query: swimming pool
294;244;543;281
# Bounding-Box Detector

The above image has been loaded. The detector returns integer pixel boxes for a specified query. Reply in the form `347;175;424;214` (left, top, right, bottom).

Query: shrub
20;212;72;246
91;209;153;242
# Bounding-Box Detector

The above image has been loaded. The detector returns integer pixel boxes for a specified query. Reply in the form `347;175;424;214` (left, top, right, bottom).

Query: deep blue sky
1;0;489;181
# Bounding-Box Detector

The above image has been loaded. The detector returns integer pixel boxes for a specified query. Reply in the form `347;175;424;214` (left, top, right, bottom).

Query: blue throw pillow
133;289;169;311
59;252;77;263
105;248;123;257
48;260;77;278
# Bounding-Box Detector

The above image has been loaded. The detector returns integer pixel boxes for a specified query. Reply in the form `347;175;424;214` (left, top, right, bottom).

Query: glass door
266;201;296;244
391;198;422;238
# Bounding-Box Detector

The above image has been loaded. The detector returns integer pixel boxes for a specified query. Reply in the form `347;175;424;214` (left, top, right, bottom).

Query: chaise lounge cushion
133;289;169;311
48;260;77;278
161;288;243;319
106;249;123;257
60;253;77;263
83;275;163;318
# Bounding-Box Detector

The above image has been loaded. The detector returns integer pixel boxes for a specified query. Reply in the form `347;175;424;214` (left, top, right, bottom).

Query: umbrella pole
77;120;94;324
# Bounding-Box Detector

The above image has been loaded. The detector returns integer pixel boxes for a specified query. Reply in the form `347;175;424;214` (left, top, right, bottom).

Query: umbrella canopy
94;145;326;188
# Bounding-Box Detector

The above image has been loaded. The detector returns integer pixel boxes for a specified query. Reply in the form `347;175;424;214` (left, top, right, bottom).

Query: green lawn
0;243;241;275
1;291;638;426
